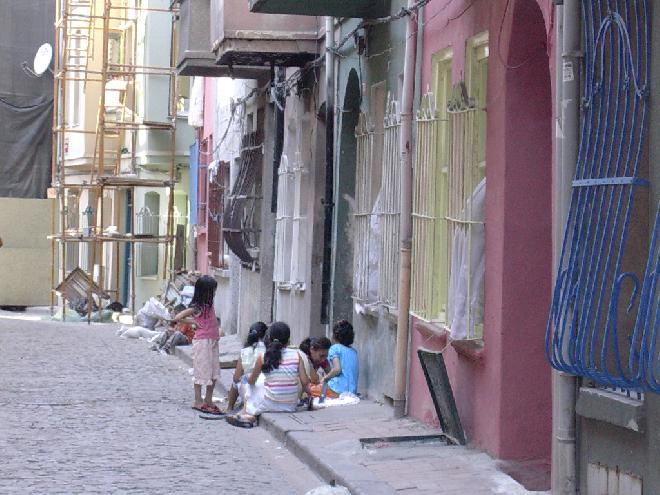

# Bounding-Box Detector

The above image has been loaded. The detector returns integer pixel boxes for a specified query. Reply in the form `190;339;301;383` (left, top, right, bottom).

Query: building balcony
175;0;319;78
247;0;388;18
212;0;319;68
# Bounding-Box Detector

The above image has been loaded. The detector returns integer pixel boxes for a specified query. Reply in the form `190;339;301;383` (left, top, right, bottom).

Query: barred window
411;36;487;341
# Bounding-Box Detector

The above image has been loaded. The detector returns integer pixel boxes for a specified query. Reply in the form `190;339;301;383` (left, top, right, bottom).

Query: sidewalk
174;339;549;495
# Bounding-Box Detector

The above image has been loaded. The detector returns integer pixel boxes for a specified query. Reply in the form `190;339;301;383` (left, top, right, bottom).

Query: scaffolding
50;0;179;321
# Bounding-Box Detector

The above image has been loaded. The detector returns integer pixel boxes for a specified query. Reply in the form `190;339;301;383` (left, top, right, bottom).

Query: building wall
407;0;555;461
573;7;660;492
272;70;326;345
332;1;409;402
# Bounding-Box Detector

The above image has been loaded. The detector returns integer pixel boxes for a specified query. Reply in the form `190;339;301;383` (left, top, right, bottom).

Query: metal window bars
411;91;440;321
546;0;660;391
274;154;294;284
353;112;376;301
291;151;308;286
377;95;402;308
445;82;486;340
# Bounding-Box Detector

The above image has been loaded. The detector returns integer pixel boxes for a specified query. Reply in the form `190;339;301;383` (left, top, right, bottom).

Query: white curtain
448;178;486;340
188;77;204;128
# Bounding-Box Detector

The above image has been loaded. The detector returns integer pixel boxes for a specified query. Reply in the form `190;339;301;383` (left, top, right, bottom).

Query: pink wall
408;0;555;462
195;78;217;274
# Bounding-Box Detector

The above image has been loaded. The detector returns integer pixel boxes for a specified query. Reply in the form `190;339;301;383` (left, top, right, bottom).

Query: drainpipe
393;0;418;418
321;16;335;324
552;1;579;493
270;67;286;214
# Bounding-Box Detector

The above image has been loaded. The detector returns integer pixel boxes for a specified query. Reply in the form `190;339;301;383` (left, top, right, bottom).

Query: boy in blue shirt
322;320;359;396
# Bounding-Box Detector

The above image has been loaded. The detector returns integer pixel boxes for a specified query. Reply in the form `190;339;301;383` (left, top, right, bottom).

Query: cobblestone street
0;313;320;494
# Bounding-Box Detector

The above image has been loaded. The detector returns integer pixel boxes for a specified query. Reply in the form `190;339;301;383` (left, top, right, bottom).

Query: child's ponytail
244;321;268;348
262;321;291;373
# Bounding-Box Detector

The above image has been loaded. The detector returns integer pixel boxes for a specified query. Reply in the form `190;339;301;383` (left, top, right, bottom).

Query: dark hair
245;321;268;347
262;321;291;373
333;320;354;347
300;336;332;357
190;275;217;317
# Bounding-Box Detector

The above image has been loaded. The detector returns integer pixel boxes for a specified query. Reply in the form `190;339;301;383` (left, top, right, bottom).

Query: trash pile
115;271;202;355
52;269;201;331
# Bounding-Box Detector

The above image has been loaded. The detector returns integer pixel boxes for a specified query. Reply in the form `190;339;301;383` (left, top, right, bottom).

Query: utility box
248;0;389;18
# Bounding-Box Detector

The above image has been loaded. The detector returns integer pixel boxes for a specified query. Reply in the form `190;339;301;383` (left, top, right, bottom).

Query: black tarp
0;0;54;199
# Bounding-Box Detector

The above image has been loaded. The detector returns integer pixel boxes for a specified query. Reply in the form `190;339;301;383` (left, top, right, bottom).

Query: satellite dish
33;43;53;76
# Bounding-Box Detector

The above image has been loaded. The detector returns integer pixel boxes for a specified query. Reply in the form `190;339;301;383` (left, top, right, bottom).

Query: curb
259;415;397;495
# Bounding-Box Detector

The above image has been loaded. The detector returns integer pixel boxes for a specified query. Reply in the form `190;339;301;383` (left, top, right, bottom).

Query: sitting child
227;322;310;428
322;320;359;397
150;320;195;354
226;321;267;412
298;337;333;398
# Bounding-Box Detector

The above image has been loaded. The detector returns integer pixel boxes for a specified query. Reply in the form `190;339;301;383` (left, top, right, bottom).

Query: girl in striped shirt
227;321;310;428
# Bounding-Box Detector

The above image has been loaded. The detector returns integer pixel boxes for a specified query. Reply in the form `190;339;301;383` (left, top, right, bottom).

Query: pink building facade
193;78;217;275
408;0;556;462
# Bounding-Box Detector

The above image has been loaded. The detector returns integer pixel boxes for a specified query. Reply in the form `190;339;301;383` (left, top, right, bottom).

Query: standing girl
227;322;310;428
174;275;223;415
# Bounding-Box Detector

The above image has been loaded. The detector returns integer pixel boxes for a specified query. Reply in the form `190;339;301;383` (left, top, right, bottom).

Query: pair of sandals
192;403;224;415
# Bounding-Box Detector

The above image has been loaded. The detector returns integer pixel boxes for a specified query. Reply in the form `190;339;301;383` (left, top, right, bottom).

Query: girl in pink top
174;275;223;415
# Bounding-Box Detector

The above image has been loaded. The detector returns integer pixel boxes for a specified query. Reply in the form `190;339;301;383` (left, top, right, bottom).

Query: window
412;35;487;341
547;4;656;391
274;151;308;288
377;95;402;308
177;76;191;116
208;161;228;269
65;189;80;273
137;192;160;277
353;84;389;304
223;114;264;265
412;48;452;322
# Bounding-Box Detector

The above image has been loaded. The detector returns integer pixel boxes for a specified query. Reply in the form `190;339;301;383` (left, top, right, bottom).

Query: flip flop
201;403;225;416
191;404;206;413
226;415;257;428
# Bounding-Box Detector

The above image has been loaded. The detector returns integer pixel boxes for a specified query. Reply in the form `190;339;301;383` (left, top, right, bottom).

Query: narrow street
0;313;321;494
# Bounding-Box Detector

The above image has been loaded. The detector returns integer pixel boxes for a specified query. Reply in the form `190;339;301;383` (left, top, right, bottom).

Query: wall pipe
270;67;286;214
320;16;335;324
552;0;579;493
393;0;418;418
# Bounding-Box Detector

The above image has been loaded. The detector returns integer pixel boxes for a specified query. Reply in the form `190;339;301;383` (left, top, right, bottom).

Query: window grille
412;81;486;341
223;129;263;265
274;154;294;284
377;96;401;308
353;112;376;301
274;152;308;288
137;192;160;277
291;152;308;285
445;83;486;340
208;161;227;269
65;191;80;273
411;92;440;321
546;1;658;391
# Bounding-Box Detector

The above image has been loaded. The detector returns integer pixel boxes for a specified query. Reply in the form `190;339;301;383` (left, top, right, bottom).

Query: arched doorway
487;0;553;461
331;69;361;323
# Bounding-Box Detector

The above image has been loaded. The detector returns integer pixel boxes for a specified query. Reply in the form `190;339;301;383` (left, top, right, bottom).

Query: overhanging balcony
212;0;319;68
248;0;389;18
175;0;269;78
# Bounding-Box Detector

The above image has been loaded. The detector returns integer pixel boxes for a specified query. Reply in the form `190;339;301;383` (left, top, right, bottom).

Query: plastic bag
135;297;170;329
